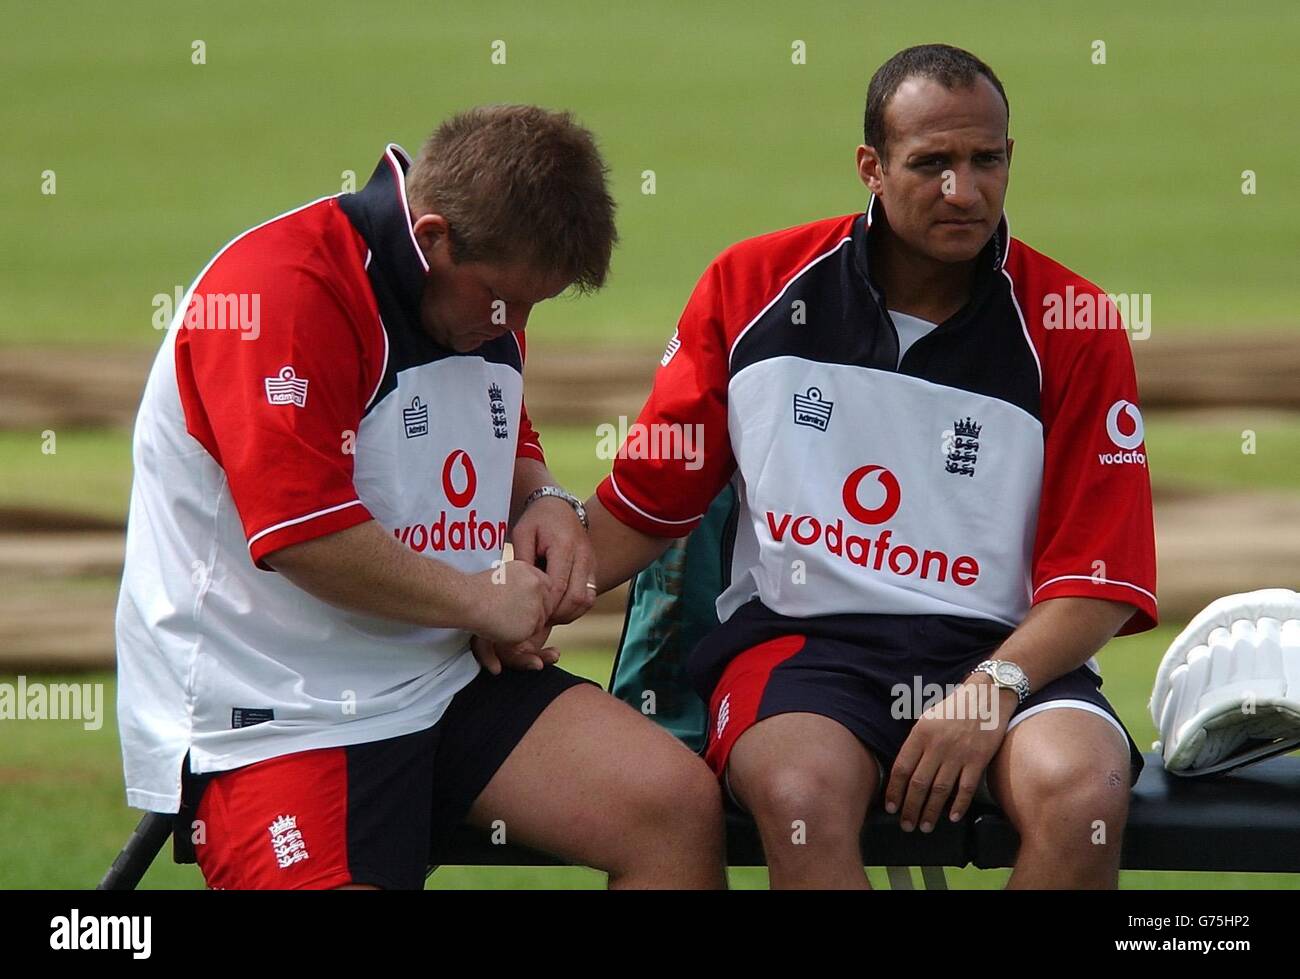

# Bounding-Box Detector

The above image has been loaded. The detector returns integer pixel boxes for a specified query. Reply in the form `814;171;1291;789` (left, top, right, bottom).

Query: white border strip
1034;574;1157;606
1007;698;1129;749
384;143;428;273
248;499;367;550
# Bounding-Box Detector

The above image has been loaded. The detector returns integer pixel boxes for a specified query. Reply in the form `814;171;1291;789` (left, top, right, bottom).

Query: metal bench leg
919;865;948;890
885;865;914;889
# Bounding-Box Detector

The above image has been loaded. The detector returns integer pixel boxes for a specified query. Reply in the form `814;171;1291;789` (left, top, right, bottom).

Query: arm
586;495;674;593
265;519;551;646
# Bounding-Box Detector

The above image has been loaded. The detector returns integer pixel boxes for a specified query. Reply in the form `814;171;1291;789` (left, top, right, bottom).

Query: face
856;75;1013;264
411;214;572;352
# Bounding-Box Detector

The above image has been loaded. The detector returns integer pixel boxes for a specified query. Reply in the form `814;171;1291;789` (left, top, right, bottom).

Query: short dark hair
864;44;1009;164
406;105;618;293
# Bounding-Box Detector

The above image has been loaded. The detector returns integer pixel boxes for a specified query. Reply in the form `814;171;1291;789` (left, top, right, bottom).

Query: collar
853;193;1010;302
338;144;429;321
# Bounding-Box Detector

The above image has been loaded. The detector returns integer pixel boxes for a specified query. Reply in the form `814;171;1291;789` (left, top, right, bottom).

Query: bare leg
987;707;1131;889
467;684;726;888
727;712;878;889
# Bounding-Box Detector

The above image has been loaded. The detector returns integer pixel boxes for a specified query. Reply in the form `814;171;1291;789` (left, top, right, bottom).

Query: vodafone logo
1100;400;1147;466
764;463;980;588
841;465;902;525
441;450;478;508
1106;400;1144;450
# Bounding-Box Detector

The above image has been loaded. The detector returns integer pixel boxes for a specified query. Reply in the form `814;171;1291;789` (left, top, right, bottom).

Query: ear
411;213;451;261
1005;137;1015;168
856;144;885;196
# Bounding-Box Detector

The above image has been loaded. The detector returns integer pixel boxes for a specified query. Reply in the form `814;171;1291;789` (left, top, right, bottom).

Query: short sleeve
1031;310;1158;633
175;265;382;569
595;263;736;537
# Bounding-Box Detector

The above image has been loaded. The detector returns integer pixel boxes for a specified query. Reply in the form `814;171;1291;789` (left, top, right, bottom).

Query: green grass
2;0;1298;349
1145;413;1300;495
3;631;1298;889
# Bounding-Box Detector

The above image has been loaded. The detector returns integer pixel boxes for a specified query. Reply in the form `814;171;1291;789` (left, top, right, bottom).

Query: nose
941;164;981;208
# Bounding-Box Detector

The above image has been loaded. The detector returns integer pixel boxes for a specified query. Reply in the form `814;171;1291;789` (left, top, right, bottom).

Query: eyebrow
909;146;1006;160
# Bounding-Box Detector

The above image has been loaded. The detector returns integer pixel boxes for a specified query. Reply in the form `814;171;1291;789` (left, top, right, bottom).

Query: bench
99;750;1300;888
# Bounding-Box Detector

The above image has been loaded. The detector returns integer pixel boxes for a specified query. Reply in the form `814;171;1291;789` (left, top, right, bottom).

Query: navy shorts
179;664;592;889
694;599;1143;790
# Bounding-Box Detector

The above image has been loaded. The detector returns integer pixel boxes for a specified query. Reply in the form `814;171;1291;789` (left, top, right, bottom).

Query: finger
948;766;983;824
918;761;962;833
899;749;941;832
538;646;560;666
471;636;502;676
884;738;923;816
552;544;596;625
541;539;574;613
508;530;535;570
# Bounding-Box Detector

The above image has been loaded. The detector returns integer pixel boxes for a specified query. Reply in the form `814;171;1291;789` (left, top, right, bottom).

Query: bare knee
1011;751;1130;848
734;761;867;850
621;746;724;844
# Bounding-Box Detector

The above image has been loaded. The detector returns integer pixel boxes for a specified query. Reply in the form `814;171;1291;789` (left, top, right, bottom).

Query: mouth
936;218;984;227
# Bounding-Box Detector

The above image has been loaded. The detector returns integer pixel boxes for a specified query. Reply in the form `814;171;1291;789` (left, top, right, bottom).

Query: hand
471;627;559;675
510;496;597;626
460;560;553;646
884;676;1016;832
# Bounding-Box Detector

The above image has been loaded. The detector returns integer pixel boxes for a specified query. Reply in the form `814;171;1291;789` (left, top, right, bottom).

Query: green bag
608;484;737;753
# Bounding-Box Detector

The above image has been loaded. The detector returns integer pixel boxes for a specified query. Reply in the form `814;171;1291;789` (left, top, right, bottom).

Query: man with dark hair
116;105;724;890
585;45;1157;888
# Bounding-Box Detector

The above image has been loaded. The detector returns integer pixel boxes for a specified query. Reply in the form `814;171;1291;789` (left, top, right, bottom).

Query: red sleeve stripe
727;236;853;371
607;472;705;527
1032;574;1157;607
248;499;370;552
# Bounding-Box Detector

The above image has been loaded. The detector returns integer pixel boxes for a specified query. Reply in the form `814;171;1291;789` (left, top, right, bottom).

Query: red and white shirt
597;199;1157;651
116;145;544;812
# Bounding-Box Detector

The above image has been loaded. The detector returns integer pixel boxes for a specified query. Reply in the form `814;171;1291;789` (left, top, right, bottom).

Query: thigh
453;679;714;869
987;683;1136;828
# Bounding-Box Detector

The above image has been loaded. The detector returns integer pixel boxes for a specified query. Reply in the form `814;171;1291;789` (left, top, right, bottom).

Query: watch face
994;662;1024;685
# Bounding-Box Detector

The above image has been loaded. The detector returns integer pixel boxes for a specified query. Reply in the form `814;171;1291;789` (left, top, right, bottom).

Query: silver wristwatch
522;485;589;529
970;659;1030;705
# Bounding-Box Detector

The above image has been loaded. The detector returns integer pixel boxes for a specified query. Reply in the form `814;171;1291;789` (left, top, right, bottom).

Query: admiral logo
488;383;509;439
943;417;982;477
661;329;681;367
393;449;509;553
766;465;980;586
793;387;834;431
264;366;308;407
1100;400;1147;465
403;396;429;438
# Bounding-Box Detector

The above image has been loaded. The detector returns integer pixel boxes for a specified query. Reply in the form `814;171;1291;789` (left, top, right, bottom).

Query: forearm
990;596;1136;692
264;519;476;630
510;456;562;526
585;496;674;593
